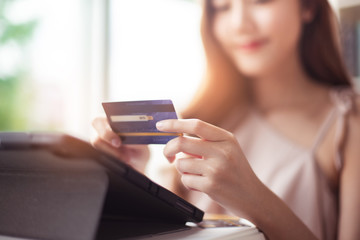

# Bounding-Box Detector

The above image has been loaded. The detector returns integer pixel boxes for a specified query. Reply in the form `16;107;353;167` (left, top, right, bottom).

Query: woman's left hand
156;119;262;216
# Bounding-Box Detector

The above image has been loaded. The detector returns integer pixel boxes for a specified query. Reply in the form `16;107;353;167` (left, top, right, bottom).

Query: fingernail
111;138;121;148
167;156;176;163
156;121;164;130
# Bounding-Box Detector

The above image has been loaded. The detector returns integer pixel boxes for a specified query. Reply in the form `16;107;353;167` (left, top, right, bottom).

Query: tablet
0;132;204;240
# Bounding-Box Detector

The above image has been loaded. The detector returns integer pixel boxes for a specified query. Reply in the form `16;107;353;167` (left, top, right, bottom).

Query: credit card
102;99;181;144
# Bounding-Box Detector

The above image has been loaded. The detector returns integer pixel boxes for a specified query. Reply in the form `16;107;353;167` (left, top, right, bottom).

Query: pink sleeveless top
193;88;356;240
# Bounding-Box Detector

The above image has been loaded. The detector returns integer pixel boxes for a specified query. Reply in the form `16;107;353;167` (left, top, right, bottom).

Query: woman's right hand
91;117;150;173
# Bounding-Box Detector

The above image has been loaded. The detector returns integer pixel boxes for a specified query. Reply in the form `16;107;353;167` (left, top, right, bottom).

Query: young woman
91;0;360;239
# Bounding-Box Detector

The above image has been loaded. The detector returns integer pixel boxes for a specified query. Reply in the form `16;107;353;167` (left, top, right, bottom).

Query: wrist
242;182;317;240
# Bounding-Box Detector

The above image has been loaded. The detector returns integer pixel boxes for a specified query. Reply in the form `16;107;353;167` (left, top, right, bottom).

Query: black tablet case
0;132;204;240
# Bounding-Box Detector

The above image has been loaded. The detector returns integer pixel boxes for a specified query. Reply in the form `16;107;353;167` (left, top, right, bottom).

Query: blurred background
0;0;359;139
0;0;204;139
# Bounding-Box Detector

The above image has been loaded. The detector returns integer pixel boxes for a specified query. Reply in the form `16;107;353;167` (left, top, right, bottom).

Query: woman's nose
229;1;255;33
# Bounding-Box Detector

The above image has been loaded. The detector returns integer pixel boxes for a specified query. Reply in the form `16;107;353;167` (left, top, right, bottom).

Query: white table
0;228;265;240
140;225;265;240
0;218;265;240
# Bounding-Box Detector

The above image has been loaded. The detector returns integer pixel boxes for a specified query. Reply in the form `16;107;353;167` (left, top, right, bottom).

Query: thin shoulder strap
330;88;354;171
311;108;338;152
311;88;354;160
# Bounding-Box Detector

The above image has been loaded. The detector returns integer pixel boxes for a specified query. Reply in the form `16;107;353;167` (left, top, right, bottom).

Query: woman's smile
235;38;269;53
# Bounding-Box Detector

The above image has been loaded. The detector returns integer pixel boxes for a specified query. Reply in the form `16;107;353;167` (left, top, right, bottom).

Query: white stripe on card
110;115;154;122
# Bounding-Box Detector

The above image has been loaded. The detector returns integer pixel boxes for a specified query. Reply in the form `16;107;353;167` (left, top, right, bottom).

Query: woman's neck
249;54;328;114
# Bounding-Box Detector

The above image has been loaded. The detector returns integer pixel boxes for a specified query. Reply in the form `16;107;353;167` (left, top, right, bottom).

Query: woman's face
211;0;310;78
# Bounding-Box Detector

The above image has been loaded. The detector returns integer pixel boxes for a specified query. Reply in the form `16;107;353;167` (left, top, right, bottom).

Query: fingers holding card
102;100;182;144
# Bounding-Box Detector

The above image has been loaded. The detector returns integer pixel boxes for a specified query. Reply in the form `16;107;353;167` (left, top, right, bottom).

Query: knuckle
92;117;104;129
170;119;178;129
206;164;217;177
163;119;176;131
227;132;236;142
176;136;186;145
175;159;183;173
169;136;186;153
181;175;191;188
163;140;179;158
92;117;112;140
208;164;222;180
221;138;237;158
225;145;233;158
209;176;222;194
191;119;203;133
205;161;224;180
203;178;216;193
219;144;232;160
163;144;170;157
181;174;187;183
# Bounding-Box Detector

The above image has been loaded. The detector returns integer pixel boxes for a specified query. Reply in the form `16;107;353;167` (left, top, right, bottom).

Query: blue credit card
102;99;181;144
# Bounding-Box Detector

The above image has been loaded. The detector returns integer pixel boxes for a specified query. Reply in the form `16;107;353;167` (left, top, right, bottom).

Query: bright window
0;0;94;138
108;0;204;112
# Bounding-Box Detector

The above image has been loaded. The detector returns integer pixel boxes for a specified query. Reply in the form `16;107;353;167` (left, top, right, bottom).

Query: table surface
1;228;265;240
140;225;265;240
0;215;265;240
